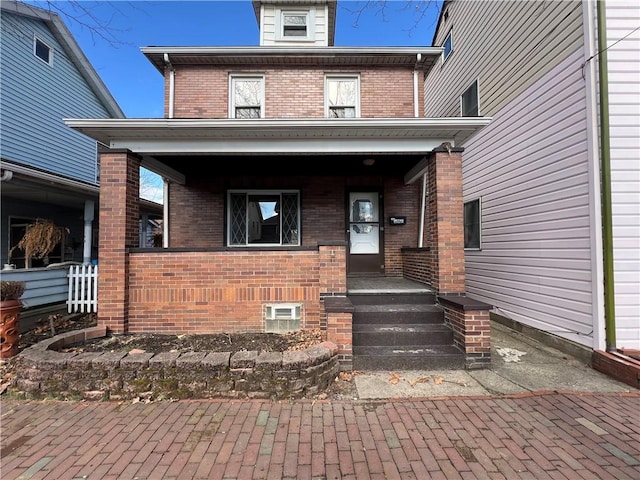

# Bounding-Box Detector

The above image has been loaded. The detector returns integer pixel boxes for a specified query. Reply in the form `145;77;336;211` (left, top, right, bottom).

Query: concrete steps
350;291;465;371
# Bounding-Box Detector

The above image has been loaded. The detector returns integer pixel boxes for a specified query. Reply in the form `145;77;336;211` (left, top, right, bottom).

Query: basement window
265;304;302;333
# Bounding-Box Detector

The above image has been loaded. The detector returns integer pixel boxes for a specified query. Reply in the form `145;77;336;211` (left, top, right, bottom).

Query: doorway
347;190;384;275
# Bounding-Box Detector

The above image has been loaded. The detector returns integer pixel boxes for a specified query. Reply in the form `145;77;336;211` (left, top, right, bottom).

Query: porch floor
347;276;435;294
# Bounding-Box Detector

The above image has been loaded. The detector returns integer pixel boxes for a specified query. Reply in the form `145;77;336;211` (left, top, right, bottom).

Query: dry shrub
10;219;69;261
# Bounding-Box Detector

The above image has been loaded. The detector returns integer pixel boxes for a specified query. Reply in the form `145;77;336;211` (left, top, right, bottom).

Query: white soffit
64;118;492;155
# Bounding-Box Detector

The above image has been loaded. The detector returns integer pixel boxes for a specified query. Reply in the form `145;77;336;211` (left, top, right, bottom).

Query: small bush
1;281;26;301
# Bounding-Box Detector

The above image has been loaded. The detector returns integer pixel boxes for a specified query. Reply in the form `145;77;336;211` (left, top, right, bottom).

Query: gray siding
0;12;110;184
606;1;640;349
463;49;597;348
425;0;584;120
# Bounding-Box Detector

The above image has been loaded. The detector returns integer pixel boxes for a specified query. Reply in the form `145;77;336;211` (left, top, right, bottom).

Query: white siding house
424;0;640;352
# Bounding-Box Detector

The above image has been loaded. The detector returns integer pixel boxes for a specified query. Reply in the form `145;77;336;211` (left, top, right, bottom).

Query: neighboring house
66;0;494;370
0;1;161;307
424;0;640;363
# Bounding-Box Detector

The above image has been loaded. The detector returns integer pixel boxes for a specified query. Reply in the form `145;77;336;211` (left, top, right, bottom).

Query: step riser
349;293;436;305
353;330;454;347
353;355;465;371
353;311;444;324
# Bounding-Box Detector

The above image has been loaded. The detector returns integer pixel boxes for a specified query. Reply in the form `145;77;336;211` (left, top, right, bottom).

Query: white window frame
460;79;480;117
33;36;53;66
264;303;303;333
325;74;361;118
463;198;482;250
227;189;301;247
229;74;265;119
276;8;315;41
442;29;453;64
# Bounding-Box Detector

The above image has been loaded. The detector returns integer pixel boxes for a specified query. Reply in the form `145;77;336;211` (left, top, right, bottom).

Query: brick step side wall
9;327;339;401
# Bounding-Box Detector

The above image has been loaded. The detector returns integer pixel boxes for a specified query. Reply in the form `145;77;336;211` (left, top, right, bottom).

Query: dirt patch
3;311;359;400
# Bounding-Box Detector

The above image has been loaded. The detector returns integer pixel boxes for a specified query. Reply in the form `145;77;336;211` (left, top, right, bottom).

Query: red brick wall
167;66;417;119
383;178;420;275
98;151;140;333
168;174;418;274
441;304;491;369
427;151;465;294
126;247;345;334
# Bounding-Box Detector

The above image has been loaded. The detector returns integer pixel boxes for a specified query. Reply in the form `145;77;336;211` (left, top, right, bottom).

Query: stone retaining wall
10;327;340;401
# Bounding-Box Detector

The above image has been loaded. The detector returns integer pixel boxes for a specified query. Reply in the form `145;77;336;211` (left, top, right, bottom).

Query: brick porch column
98;150;140;333
427;147;465;294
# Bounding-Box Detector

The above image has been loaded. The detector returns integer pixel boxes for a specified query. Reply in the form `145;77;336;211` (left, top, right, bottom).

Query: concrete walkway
353;322;634;400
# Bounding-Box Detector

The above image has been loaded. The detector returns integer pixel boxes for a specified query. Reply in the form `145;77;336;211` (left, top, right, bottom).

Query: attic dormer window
276;9;314;41
34;36;52;65
283;13;307;37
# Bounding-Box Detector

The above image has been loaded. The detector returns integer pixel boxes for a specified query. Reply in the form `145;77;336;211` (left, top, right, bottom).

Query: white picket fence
67;264;98;313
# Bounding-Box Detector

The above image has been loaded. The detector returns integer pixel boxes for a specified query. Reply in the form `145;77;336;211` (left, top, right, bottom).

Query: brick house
66;0;492;370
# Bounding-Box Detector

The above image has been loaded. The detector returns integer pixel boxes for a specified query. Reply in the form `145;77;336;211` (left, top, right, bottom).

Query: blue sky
32;0;442;118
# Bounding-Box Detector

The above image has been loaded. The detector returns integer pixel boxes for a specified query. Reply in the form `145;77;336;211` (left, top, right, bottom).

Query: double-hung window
326;75;360;118
463;198;481;249
230;75;264;118
227;190;300;246
277;9;314;41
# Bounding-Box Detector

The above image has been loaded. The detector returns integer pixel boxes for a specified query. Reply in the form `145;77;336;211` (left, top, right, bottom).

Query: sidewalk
1;391;639;479
1;323;638;479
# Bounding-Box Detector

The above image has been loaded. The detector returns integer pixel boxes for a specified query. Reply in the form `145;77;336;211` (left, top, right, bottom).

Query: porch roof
64;117;491;184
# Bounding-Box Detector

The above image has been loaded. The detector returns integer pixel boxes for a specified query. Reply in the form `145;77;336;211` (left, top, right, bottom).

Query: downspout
597;0;616;351
164;53;175;119
415;53;427;247
419;169;427;248
163;179;169;248
413;53;421;118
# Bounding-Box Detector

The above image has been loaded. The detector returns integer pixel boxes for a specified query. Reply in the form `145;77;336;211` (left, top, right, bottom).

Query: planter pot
0;299;22;359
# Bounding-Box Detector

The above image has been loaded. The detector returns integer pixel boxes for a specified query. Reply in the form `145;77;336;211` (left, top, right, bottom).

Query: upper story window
326;75;360;118
230;75;264;119
284;12;307;37
442;29;453;63
461;79;479;117
34;36;53;65
277;9;315;41
464;198;481;250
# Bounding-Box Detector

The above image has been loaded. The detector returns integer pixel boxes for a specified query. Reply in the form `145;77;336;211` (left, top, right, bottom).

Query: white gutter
142;46;443;56
164;53;175;119
0;161;99;194
163;179;169;248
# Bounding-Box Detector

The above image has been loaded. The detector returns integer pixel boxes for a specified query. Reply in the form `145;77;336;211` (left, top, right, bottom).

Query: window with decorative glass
283;12;308;37
326;76;359;118
230;76;264;118
227;190;300;246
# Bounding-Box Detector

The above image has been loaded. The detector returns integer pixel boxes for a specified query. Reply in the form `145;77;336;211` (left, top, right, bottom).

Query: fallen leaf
434;377;444;385
408;376;430;387
388;371;402;385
